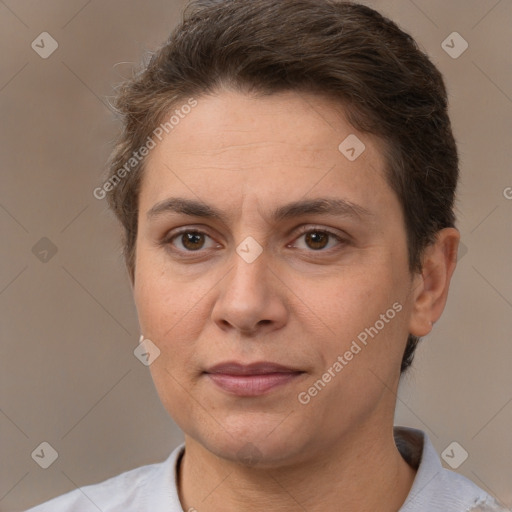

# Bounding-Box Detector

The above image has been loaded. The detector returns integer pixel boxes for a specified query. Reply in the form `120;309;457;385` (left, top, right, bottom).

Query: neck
178;423;416;512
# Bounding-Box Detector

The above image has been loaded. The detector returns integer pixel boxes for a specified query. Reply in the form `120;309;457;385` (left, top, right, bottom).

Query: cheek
134;244;192;331
300;280;408;412
133;252;214;378
134;267;202;414
311;264;410;376
325;269;397;325
134;279;199;357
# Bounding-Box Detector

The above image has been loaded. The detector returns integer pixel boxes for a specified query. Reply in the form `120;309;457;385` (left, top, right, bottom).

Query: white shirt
25;427;508;511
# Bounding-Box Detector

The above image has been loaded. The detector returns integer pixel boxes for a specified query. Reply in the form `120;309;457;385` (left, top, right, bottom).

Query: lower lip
206;372;303;396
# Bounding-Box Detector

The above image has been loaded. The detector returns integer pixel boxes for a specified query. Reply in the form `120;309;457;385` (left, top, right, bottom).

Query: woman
26;1;508;510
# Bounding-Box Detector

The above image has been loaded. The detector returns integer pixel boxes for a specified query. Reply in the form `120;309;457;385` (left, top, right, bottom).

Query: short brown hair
105;0;459;373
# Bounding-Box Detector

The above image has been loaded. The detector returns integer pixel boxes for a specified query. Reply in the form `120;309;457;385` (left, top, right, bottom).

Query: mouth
204;361;305;396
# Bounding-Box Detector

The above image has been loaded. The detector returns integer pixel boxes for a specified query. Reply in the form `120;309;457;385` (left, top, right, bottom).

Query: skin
133;90;460;512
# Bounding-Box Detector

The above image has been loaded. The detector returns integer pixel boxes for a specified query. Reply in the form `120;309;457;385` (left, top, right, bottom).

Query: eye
161;225;348;256
165;229;218;253
290;226;347;251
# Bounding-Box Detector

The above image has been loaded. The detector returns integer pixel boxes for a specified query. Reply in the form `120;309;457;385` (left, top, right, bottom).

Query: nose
210;248;288;336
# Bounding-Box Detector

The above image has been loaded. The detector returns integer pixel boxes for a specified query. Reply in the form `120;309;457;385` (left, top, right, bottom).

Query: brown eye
180;232;206;251
291;228;345;252
165;230;217;253
304;231;330;250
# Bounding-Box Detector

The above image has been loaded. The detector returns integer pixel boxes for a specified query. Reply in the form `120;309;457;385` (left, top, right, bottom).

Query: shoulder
395;427;509;512
24;444;185;512
24;462;161;512
425;467;508;511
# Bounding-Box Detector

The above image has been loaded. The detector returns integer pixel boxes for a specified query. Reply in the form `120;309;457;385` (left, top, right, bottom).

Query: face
133;90;417;466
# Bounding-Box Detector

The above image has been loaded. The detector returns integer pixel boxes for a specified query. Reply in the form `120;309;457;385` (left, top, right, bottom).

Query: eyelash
161;225;348;257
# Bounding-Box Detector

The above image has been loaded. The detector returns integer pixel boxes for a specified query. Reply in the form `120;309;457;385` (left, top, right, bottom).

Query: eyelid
292;224;348;239
161;224;349;256
161;226;219;247
288;224;349;249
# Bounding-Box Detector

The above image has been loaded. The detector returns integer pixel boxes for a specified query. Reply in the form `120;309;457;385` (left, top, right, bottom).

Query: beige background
1;0;511;510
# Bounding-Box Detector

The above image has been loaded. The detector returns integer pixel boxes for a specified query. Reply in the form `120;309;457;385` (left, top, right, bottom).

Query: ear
408;228;460;337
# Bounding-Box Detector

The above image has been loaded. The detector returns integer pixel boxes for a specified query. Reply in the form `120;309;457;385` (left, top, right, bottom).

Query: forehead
140;89;398;222
150;90;372;164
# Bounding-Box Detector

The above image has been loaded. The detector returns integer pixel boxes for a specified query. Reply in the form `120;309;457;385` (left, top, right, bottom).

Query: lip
206;361;302;375
204;361;305;396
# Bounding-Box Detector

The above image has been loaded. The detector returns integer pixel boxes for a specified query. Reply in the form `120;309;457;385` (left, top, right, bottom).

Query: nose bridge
211;239;287;334
228;241;270;295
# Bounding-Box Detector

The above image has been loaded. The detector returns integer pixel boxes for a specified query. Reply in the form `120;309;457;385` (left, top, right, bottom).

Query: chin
191;415;313;469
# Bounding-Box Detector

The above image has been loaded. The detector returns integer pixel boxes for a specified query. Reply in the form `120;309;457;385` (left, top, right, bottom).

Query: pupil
180;232;328;251
183;233;204;250
306;232;328;250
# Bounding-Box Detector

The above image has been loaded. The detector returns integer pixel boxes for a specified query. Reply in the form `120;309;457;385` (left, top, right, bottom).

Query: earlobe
408;228;460;337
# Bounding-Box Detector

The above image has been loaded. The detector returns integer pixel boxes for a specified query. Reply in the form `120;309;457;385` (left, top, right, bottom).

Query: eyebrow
147;197;373;225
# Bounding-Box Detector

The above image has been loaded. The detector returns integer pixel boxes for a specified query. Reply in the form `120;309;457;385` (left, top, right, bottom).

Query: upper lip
205;361;303;375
